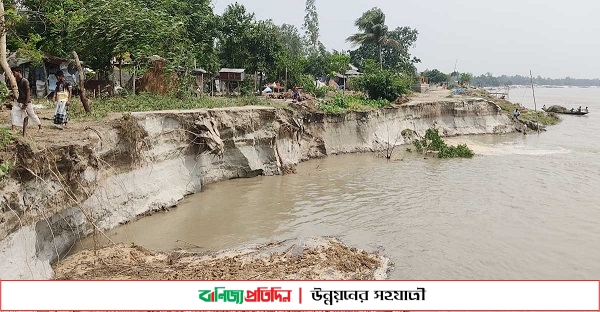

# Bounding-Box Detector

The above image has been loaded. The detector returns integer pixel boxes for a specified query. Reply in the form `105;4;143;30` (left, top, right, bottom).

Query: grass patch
520;111;560;126
318;94;390;113
0;128;14;149
476;90;559;126
0;128;16;180
69;93;275;120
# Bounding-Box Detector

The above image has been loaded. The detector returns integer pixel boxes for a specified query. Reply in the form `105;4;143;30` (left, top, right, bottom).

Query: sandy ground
54;237;388;280
0;102;114;149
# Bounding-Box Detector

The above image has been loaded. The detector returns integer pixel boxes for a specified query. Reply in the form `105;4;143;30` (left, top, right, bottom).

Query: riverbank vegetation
0;1;421;116
67;94;275;120
411;128;474;159
318;94;390;113
0;128;15;180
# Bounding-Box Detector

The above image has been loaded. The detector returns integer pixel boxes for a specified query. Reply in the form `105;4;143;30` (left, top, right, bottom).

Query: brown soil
0;103;115;149
54;238;385;280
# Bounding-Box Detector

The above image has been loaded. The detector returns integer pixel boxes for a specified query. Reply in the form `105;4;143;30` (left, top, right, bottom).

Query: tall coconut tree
346;7;399;69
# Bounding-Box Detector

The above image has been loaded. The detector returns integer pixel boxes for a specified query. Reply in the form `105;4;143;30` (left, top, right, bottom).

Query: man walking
11;68;42;134
52;70;72;129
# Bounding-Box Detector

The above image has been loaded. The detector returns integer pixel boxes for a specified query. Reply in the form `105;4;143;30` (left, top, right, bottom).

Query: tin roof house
217;68;246;95
5;52;81;98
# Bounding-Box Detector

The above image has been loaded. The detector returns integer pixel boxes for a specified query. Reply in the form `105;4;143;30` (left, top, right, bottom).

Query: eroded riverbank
0;92;521;279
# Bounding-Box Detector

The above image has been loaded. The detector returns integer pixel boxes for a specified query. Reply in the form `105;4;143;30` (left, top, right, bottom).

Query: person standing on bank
52;71;72;129
11;68;42;133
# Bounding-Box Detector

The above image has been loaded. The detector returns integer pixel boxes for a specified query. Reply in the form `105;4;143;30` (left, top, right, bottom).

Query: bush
355;69;411;101
0;82;9;104
0;161;14;179
0;128;14;149
239;79;254;96
413;128;474;158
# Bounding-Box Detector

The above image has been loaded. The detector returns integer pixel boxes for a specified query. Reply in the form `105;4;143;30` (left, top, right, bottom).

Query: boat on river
542;105;589;115
559;110;589;116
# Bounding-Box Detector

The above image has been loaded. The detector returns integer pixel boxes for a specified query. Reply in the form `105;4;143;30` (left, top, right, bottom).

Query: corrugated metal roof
219;68;245;73
345;69;362;76
192;68;208;74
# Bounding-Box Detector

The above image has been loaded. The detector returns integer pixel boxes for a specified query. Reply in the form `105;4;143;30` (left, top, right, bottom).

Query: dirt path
1;103;115;149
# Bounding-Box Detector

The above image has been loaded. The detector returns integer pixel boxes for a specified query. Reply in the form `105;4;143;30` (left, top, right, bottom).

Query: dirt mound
53;238;387;280
138;56;178;95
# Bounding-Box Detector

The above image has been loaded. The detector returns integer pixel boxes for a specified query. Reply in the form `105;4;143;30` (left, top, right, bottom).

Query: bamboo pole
530;70;539;134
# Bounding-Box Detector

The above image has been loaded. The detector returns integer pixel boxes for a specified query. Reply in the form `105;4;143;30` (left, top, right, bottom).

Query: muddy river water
75;87;600;279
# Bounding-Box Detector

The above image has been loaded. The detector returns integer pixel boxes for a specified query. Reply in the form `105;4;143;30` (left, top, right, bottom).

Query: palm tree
346;8;399;70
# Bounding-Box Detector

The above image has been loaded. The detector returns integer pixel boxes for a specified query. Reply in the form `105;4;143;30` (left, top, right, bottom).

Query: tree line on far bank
422;69;600;87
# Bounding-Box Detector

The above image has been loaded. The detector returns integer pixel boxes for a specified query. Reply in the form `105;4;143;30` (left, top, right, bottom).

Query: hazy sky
212;0;600;79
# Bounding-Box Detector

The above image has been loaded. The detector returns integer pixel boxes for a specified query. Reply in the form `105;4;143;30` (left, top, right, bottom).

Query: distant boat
559;110;589;116
542;105;589;115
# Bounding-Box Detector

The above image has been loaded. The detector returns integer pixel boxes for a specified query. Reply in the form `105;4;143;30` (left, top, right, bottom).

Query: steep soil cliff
0;97;517;279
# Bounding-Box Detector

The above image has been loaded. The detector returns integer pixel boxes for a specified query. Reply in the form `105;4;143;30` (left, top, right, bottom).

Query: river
74;87;600;279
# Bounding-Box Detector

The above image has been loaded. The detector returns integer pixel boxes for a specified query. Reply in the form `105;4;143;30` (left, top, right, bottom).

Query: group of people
261;84;300;100
8;68;72;133
570;106;589;113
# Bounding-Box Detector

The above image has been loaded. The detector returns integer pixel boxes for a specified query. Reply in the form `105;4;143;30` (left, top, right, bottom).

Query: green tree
72;0;188;70
422;69;449;84
303;0;320;53
460;72;473;85
278;24;305;58
143;0;219;71
217;3;255;69
355;59;410;101
347;7;400;70
304;46;331;78
329;50;350;77
15;0;84;59
247;20;283;77
349;26;419;75
275;24;306;88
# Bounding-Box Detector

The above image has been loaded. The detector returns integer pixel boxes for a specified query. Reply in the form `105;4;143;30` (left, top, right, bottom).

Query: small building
217;68;245;95
219;68;245;81
344;64;362;78
6;52;81;98
191;68;211;96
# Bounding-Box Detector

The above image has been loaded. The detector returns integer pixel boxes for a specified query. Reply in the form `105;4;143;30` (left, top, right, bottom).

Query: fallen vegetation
410;128;474;158
54;238;386;280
